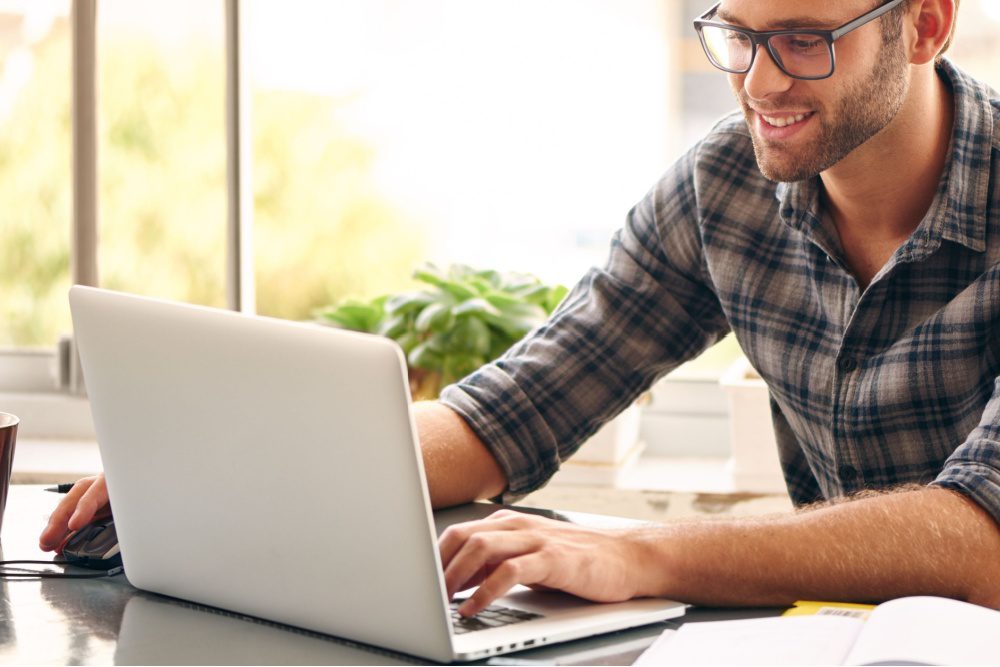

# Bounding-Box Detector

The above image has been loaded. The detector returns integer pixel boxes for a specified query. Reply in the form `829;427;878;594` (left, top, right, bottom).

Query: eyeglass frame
693;0;906;81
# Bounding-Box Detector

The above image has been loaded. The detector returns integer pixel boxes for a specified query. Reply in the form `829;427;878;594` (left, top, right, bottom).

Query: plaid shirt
440;60;1000;524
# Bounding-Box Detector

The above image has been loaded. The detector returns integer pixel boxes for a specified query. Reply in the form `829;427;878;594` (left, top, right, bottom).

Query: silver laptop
69;285;685;663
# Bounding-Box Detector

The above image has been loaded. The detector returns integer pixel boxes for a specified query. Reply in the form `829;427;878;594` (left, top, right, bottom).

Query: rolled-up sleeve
932;378;1000;526
440;146;731;501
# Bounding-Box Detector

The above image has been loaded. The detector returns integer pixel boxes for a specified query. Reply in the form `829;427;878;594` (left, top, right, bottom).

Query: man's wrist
621;525;682;599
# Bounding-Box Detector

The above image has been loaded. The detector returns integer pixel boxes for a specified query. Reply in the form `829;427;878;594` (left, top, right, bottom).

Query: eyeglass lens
700;26;832;78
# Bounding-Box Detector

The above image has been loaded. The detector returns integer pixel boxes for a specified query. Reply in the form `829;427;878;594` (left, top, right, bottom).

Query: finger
67;476;110;530
458;553;549;617
39;477;96;550
444;531;540;598
38;476;107;551
456;564;492;593
439;513;535;567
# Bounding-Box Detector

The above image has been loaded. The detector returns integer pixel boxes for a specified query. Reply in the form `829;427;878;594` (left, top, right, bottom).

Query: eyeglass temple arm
831;0;906;40
698;2;721;21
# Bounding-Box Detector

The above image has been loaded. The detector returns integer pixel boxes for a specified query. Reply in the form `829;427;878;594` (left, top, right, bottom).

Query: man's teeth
761;112;810;128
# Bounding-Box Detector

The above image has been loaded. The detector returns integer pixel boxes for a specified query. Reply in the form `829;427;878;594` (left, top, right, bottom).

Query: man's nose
742;44;794;100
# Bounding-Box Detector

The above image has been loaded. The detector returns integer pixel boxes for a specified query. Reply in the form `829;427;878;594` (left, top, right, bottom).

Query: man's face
719;0;910;182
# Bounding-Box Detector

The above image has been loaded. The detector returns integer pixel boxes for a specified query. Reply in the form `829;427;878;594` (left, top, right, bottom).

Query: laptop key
449;602;543;634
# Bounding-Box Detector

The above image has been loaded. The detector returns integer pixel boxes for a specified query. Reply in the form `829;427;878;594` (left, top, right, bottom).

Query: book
634;596;1000;666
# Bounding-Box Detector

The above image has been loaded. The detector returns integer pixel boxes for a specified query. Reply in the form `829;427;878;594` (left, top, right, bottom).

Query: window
97;1;228;309
0;1;72;351
248;0;678;320
4;0;1000;451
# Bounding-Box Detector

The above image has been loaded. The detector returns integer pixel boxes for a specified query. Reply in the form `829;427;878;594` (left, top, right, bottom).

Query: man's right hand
39;474;110;552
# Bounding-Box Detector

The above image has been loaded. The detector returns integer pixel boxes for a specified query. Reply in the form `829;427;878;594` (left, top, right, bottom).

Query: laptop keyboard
449;602;543;634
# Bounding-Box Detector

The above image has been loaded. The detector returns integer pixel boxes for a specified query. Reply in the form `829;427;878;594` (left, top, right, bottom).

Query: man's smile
759;111;815;128
753;109;817;140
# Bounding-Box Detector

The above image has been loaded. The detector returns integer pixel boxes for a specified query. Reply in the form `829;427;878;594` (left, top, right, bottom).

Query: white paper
844;596;1000;666
634;615;864;666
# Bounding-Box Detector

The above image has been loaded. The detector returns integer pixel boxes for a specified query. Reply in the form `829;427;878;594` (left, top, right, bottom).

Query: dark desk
0;486;781;665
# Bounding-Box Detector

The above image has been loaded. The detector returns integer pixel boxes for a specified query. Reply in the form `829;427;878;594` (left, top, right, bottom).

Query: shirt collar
775;59;996;258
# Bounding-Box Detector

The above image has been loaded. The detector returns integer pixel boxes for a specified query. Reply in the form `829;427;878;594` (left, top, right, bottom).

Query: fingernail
458;600;475;617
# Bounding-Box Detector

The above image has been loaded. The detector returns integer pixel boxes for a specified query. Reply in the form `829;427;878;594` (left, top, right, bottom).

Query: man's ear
907;0;957;65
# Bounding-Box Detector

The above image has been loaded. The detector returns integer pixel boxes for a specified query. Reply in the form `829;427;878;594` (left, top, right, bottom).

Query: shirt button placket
837;355;858;373
834;353;860;493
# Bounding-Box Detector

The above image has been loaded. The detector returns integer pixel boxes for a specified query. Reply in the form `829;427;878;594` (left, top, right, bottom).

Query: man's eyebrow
714;9;840;31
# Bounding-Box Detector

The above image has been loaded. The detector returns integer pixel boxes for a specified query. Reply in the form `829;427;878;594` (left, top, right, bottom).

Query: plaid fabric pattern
440;60;1000;524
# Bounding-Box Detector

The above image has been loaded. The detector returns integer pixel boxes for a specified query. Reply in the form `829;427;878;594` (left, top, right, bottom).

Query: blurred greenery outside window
2;0;1000;388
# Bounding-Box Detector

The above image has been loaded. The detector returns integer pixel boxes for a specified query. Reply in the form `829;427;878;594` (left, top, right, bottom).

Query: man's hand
439;509;650;616
38;474;110;552
438;489;1000;613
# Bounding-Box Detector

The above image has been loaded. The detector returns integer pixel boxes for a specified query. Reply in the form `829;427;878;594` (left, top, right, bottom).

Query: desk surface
0;486;781;665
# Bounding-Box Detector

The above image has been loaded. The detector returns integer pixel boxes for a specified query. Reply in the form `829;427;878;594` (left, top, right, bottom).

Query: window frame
1;0;251;439
4;0;734;454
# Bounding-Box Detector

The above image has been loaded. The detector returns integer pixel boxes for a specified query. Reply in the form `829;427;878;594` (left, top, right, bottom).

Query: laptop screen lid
69;286;456;662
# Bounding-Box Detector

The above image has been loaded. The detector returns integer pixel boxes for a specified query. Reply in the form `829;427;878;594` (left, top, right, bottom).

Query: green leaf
474;269;503;288
502;274;542;293
449;316;491;356
415;301;455;333
395;331;420;355
384;290;435;316
449;353;487;379
424;332;449;353
483;291;522;309
514;283;551;303
414;268;477;301
452;297;502;319
377;313;411;339
408;341;444;371
481;302;546;340
412;267;447;289
317;301;383;332
469;278;494;295
544;285;569;313
489;336;517;360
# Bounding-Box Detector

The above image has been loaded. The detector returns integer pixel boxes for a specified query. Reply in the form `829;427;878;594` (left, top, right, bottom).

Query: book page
634;615;864;666
844;596;1000;666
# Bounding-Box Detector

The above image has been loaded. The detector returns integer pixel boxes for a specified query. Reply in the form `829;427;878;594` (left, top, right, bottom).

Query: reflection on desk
117;594;419;666
0;485;780;665
0;551;132;664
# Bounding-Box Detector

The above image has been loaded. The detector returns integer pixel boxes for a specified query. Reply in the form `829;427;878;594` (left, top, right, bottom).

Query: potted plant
317;264;568;400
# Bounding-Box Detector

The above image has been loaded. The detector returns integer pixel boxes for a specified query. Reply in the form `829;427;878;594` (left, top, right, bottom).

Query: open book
635;596;999;666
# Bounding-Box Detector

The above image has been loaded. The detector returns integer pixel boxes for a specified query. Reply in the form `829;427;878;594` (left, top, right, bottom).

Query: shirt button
838;465;858;482
838;356;858;373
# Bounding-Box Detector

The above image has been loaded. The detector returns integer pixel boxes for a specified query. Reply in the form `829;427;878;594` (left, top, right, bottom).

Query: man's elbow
947;490;1000;609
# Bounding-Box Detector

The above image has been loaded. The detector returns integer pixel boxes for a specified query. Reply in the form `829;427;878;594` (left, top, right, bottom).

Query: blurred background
1;0;998;380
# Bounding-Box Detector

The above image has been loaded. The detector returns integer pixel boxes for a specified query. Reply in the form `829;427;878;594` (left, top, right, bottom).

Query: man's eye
790;38;823;51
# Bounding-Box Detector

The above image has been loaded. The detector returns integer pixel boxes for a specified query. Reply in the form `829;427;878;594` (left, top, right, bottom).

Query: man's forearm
415;401;507;508
631;487;1000;608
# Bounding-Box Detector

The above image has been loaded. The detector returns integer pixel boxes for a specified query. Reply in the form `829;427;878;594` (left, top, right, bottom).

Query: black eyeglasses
693;0;905;80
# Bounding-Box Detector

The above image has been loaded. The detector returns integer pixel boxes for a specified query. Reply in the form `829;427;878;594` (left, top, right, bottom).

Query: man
41;0;1000;616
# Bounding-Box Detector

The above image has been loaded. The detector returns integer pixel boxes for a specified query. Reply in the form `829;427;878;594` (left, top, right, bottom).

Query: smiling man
42;0;1000;615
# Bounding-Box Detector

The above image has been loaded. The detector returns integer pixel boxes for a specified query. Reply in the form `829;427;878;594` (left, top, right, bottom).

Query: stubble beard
740;39;910;183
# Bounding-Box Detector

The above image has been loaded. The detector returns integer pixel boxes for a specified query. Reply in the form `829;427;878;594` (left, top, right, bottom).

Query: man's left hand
438;509;651;616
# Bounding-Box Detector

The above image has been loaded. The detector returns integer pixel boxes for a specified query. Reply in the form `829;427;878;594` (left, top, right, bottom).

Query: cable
0;559;123;579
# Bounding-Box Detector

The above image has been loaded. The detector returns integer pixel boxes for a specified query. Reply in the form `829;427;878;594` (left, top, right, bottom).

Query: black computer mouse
61;516;123;572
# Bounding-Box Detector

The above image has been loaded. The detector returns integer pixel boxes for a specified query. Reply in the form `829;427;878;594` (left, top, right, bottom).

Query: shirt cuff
439;364;563;503
930;441;1000;527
